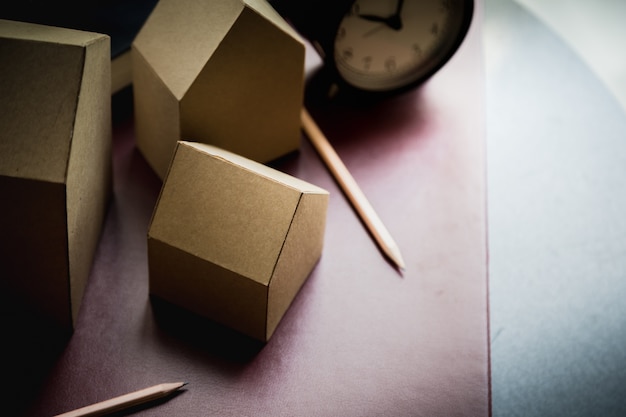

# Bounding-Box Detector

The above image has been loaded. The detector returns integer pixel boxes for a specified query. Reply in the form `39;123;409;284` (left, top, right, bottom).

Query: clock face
333;0;472;92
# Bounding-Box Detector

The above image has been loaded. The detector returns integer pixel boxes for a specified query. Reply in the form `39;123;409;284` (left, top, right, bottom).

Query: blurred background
487;1;626;416
515;0;626;112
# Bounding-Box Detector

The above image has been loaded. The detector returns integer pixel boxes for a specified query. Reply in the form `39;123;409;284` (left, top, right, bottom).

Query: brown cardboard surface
148;141;329;341
0;24;85;182
0;19;111;333
0;177;69;328
67;27;112;326
131;47;181;180
131;0;305;179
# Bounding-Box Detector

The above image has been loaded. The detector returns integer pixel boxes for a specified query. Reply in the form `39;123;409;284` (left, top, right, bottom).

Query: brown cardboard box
131;0;306;180
0;20;112;335
148;141;329;341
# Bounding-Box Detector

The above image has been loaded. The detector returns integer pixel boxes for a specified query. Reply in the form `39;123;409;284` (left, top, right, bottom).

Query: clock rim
328;0;475;96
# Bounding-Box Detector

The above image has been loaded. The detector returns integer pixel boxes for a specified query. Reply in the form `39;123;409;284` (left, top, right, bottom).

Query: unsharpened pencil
53;381;187;417
301;108;406;272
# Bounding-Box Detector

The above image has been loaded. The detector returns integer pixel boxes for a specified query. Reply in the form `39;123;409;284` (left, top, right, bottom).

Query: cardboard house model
0;20;112;335
148;141;329;342
131;0;306;180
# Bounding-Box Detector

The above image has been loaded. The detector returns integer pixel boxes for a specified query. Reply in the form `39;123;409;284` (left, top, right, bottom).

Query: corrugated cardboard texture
0;19;111;332
148;141;328;340
131;0;305;180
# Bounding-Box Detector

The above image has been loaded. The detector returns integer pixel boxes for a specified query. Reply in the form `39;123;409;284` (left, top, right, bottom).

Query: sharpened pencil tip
386;245;406;274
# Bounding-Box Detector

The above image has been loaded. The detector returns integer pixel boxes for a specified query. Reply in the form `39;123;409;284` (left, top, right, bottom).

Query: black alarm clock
271;0;474;98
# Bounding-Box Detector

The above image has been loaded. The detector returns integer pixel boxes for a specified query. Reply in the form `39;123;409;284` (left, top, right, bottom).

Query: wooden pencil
53;382;187;417
301;108;406;271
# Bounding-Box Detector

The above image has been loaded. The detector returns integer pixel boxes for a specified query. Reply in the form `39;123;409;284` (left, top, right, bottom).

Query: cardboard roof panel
180;4;305;164
0;18;103;45
132;0;243;99
244;0;303;41
149;142;304;284
192;142;326;193
0;27;85;183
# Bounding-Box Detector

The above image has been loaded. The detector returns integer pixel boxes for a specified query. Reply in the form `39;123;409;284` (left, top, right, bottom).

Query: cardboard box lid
132;0;302;100
149;141;328;285
0;19;108;183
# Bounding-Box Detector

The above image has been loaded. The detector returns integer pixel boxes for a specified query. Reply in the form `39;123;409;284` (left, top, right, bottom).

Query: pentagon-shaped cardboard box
0;19;112;335
132;0;306;180
148;141;329;341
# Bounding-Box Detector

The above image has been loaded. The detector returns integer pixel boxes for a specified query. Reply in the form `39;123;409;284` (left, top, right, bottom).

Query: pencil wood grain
301;108;406;271
53;382;187;417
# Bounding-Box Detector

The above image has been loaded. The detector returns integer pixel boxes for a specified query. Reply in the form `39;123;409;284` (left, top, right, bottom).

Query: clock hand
363;24;386;38
358;13;403;31
358;0;404;32
358;14;389;24
387;14;402;30
388;0;404;30
394;0;405;16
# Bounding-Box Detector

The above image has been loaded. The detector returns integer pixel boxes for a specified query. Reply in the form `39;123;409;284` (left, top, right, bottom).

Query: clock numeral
385;57;397;73
431;23;439;36
349;3;360;16
342;47;354;61
337;26;346;41
362;56;372;71
412;44;423;57
440;0;452;12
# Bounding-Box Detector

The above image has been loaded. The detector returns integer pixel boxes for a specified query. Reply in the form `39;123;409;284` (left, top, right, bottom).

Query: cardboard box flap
149;141;315;285
132;0;243;100
0;20;107;183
